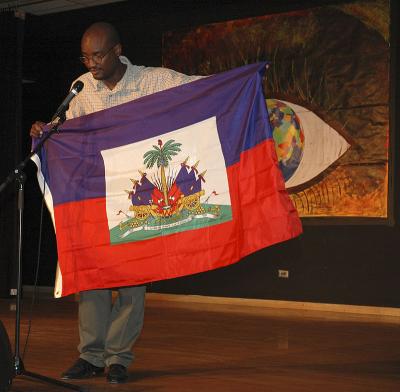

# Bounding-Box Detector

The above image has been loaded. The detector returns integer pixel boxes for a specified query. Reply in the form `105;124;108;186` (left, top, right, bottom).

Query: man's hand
30;121;46;138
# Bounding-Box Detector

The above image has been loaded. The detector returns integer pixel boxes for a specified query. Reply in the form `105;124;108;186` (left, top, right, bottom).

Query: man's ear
114;43;122;57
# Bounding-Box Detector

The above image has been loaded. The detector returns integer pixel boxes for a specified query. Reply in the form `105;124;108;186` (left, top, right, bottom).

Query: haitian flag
33;62;302;297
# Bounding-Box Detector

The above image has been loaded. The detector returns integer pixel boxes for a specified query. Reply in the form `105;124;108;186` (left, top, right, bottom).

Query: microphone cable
21;165;47;360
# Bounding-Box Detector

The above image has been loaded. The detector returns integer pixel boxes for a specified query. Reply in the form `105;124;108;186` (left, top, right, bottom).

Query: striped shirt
66;56;203;119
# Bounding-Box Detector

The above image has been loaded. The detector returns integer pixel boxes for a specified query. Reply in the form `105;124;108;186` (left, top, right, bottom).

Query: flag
33;62;302;297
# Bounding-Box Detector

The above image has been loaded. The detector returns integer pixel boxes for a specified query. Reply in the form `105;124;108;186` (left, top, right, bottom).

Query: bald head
82;22;120;48
80;22;126;88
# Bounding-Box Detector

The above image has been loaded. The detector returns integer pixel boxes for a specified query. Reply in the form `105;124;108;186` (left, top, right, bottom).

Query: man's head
80;22;123;82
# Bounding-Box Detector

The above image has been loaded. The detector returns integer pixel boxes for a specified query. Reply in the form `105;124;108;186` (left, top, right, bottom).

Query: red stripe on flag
54;139;302;296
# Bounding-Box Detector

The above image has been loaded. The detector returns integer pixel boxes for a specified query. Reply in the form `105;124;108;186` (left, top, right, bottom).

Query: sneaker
61;358;104;380
107;364;128;384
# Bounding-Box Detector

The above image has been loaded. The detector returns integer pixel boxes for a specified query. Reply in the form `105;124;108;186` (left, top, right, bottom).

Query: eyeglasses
79;45;115;64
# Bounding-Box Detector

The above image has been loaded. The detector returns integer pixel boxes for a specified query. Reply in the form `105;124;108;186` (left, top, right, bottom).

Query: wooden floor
1;295;400;392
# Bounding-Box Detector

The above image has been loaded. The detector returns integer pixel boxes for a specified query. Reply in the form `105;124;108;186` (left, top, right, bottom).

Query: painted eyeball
267;99;350;189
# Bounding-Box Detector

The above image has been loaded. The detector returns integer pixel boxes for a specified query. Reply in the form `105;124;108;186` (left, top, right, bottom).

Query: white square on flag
101;116;233;244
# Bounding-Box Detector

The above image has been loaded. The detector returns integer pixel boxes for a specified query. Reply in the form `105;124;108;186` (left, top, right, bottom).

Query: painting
162;0;390;220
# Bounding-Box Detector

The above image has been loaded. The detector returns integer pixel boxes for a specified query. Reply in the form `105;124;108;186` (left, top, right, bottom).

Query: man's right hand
30;121;46;138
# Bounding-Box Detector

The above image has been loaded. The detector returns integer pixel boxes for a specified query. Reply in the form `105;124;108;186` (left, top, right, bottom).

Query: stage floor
1;294;400;392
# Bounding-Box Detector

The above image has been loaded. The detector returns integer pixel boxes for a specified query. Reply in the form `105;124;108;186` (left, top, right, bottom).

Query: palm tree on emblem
143;139;181;209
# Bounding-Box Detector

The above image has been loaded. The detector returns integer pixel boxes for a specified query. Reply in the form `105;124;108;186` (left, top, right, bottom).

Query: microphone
51;80;84;122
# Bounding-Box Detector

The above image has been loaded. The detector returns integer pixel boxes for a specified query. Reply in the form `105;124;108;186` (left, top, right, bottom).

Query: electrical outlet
10;288;17;296
278;269;289;278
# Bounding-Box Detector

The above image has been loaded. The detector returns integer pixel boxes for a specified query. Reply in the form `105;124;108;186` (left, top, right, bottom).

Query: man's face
80;32;120;81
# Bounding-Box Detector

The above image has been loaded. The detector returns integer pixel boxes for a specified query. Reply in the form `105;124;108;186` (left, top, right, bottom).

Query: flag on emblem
33;62;302;297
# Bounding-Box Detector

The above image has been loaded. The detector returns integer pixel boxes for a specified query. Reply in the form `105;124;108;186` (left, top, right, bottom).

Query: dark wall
10;0;400;306
0;11;24;297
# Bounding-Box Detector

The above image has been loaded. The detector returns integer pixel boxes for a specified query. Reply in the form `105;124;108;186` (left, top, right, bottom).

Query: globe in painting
266;99;304;182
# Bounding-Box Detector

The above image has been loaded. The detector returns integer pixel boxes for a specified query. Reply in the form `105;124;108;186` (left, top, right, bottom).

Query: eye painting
162;1;390;218
267;99;351;190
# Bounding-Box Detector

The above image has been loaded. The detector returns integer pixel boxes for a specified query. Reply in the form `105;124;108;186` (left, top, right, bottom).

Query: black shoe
107;364;128;384
61;358;105;380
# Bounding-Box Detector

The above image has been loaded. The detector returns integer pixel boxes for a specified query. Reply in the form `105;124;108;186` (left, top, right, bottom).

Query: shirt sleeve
146;67;206;93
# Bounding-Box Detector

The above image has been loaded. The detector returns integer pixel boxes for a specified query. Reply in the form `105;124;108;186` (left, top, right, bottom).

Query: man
30;22;202;384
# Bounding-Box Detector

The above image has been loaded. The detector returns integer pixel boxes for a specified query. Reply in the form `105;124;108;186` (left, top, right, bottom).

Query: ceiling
0;0;126;15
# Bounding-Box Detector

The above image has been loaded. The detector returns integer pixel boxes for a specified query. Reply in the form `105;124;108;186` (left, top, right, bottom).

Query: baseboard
146;292;400;322
21;286;400;322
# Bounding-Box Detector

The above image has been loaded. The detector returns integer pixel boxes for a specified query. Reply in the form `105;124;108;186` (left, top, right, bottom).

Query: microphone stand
0;115;83;391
